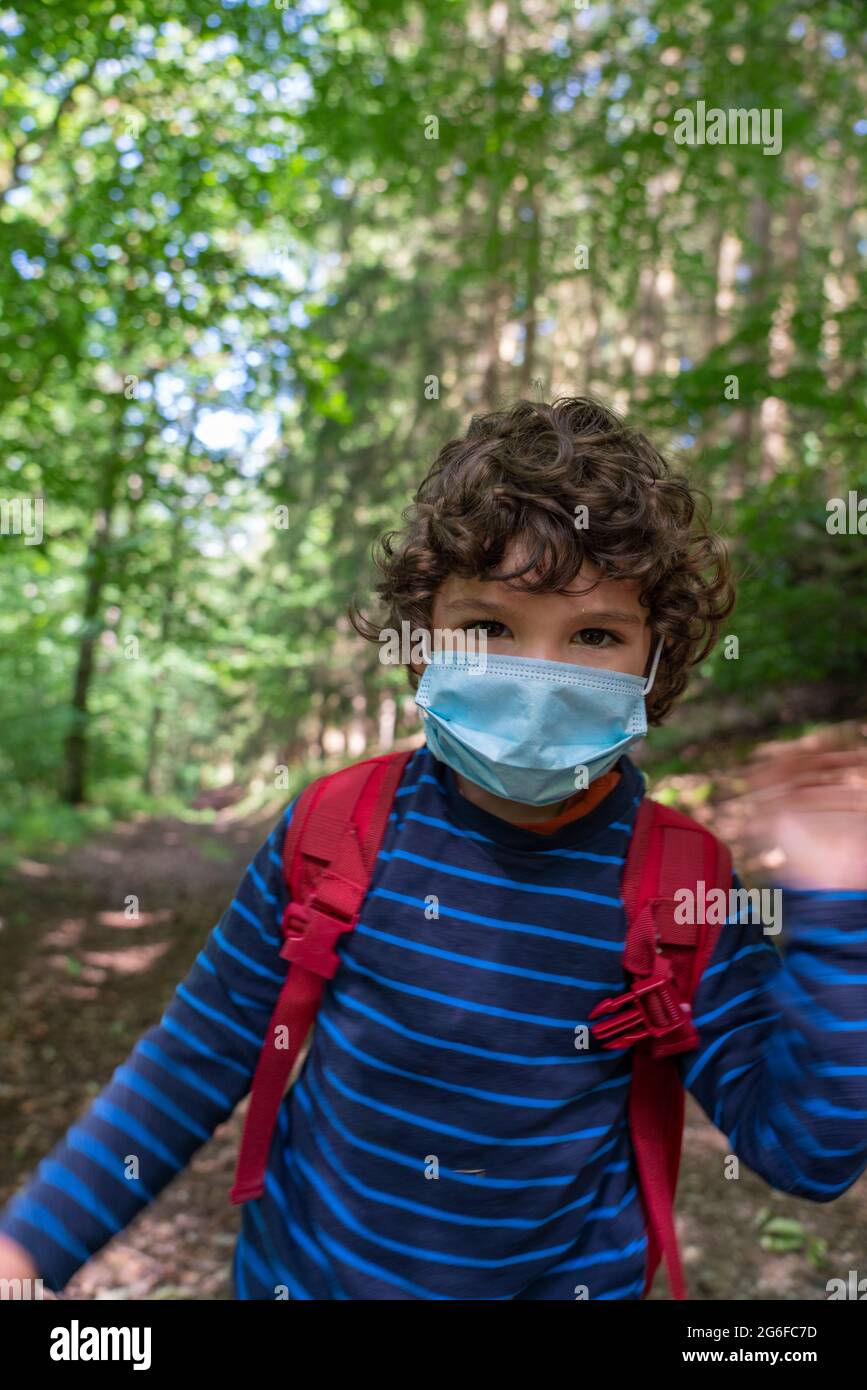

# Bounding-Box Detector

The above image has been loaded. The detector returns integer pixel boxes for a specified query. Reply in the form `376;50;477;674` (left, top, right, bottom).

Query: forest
2;0;865;850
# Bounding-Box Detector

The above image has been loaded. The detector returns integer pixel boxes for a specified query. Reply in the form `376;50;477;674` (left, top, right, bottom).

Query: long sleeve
0;802;294;1291
680;873;867;1199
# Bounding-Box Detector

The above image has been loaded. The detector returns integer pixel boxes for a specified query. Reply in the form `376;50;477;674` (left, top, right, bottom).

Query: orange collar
513;771;622;834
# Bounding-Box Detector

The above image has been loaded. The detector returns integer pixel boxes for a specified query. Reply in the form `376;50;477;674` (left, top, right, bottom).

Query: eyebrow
440;598;644;626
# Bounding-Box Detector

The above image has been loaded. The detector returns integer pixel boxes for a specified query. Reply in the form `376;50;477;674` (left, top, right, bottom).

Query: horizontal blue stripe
300;1068;590;1188
338;952;590;1029
333;985;603;1067
381;847;623;908
355;921;613;989
321;1062;612;1148
317;1008;586;1109
370;884;626;952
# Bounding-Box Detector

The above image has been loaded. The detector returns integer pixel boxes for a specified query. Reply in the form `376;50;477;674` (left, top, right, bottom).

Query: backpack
229;749;732;1300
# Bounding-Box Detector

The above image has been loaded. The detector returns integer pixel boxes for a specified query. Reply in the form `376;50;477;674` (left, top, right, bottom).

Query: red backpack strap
229;749;414;1204
589;796;732;1300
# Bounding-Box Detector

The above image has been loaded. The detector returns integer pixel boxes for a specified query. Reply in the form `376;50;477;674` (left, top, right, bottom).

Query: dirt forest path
1;746;865;1301
0;804;281;1300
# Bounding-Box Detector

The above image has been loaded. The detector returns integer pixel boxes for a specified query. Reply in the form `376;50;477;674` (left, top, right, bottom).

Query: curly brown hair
349;395;735;724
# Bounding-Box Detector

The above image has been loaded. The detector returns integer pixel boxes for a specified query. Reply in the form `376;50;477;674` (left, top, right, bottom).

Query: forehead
436;556;647;619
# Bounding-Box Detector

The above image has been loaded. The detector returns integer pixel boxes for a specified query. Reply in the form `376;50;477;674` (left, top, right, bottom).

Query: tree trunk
476;5;510;410
518;187;541;394
142;510;185;795
730;194;772;491
63;456;123;804
142;425;197;795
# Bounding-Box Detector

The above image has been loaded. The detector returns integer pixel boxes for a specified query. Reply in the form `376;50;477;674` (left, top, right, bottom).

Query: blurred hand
0;1232;58;1298
741;739;867;891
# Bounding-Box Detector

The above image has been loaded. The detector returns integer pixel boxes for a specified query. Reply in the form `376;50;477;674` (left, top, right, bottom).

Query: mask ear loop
643;635;664;696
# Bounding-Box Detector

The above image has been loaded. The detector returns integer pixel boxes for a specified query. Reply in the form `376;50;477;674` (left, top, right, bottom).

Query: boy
1;395;865;1300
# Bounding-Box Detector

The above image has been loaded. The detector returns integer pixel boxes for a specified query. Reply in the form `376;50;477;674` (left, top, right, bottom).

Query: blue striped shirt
2;747;866;1298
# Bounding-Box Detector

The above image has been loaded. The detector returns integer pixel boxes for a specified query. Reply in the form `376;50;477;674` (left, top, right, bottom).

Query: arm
0;802;294;1292
680;870;867;1199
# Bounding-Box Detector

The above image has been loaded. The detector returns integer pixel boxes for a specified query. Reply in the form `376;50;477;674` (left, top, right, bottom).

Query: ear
407;624;434;678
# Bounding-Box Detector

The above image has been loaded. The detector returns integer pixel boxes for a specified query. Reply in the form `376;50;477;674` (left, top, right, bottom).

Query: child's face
417;543;653;678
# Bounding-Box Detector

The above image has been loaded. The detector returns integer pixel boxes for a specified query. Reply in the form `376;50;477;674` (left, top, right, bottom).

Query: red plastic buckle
589;966;697;1053
279;900;353;979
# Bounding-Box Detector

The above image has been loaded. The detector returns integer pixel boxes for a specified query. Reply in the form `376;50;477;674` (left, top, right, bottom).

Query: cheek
639;633;654;664
614;635;652;678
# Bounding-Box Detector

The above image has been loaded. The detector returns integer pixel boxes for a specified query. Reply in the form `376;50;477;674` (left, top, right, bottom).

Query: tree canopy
2;0;865;836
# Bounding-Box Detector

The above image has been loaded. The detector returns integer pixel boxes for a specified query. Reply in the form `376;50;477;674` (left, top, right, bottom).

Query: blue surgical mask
414;638;663;807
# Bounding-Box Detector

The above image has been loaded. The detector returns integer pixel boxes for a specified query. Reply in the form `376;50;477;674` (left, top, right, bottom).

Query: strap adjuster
279;900;353;978
589;962;698;1056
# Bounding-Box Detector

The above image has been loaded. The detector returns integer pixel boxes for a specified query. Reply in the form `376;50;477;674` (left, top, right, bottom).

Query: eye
574;628;620;648
461;619;509;638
